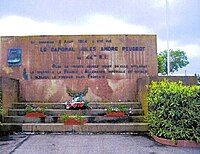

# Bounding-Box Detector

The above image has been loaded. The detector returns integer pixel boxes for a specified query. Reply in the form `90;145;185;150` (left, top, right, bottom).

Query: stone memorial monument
0;35;157;102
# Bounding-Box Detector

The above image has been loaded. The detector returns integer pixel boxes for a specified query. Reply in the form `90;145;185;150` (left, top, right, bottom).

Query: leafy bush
197;74;200;85
25;105;47;113
118;105;129;112
60;114;85;122
147;80;200;142
106;105;129;113
106;106;119;113
60;113;69;121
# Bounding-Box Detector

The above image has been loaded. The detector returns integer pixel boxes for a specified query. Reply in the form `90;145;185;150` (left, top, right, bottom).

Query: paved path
0;134;199;154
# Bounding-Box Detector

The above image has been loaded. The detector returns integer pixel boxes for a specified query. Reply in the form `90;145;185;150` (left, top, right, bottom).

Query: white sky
0;0;199;75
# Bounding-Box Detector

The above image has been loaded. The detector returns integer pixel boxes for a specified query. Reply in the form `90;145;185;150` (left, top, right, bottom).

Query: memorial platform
2;101;148;133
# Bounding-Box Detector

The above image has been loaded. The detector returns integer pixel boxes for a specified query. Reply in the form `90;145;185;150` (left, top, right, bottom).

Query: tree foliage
158;49;189;75
196;74;200;85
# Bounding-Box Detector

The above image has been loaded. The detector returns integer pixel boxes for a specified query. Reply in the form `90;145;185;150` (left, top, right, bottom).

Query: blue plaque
7;48;22;67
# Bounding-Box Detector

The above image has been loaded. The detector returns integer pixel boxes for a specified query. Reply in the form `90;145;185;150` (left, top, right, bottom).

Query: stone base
153;136;200;148
21;123;148;133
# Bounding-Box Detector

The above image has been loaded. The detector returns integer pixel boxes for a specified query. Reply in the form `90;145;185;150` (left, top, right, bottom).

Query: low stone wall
0;76;197;116
0;77;19;115
137;76;198;116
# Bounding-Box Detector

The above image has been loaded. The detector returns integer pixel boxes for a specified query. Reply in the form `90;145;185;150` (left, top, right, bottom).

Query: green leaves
60;113;85;122
147;80;200;142
106;105;128;113
158;49;189;75
60;113;70;121
25;105;47;113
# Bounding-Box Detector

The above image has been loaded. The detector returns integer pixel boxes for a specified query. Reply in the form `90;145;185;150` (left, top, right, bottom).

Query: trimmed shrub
148;80;200;142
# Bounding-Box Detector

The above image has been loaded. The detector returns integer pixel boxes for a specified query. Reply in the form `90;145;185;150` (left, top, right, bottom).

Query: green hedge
147;80;200;142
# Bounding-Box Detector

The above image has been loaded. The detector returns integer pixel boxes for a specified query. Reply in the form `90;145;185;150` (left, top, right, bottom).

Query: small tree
198;75;200;84
158;49;189;75
195;74;200;84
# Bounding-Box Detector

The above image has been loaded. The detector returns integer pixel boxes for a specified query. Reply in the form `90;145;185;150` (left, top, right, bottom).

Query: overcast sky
0;0;199;75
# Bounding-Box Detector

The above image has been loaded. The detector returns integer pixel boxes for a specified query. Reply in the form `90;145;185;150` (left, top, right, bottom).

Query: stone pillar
0;77;19;115
137;76;151;116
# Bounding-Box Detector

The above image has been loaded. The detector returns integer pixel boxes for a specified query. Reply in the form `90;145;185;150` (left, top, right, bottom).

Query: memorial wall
0;35;157;102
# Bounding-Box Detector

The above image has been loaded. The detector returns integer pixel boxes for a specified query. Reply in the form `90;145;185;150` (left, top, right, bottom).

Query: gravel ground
0;134;199;154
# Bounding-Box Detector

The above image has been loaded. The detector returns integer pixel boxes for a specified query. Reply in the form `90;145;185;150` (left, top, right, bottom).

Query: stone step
0;123;22;133
12;102;141;109
21;123;148;133
4;115;146;123
8;109;144;116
